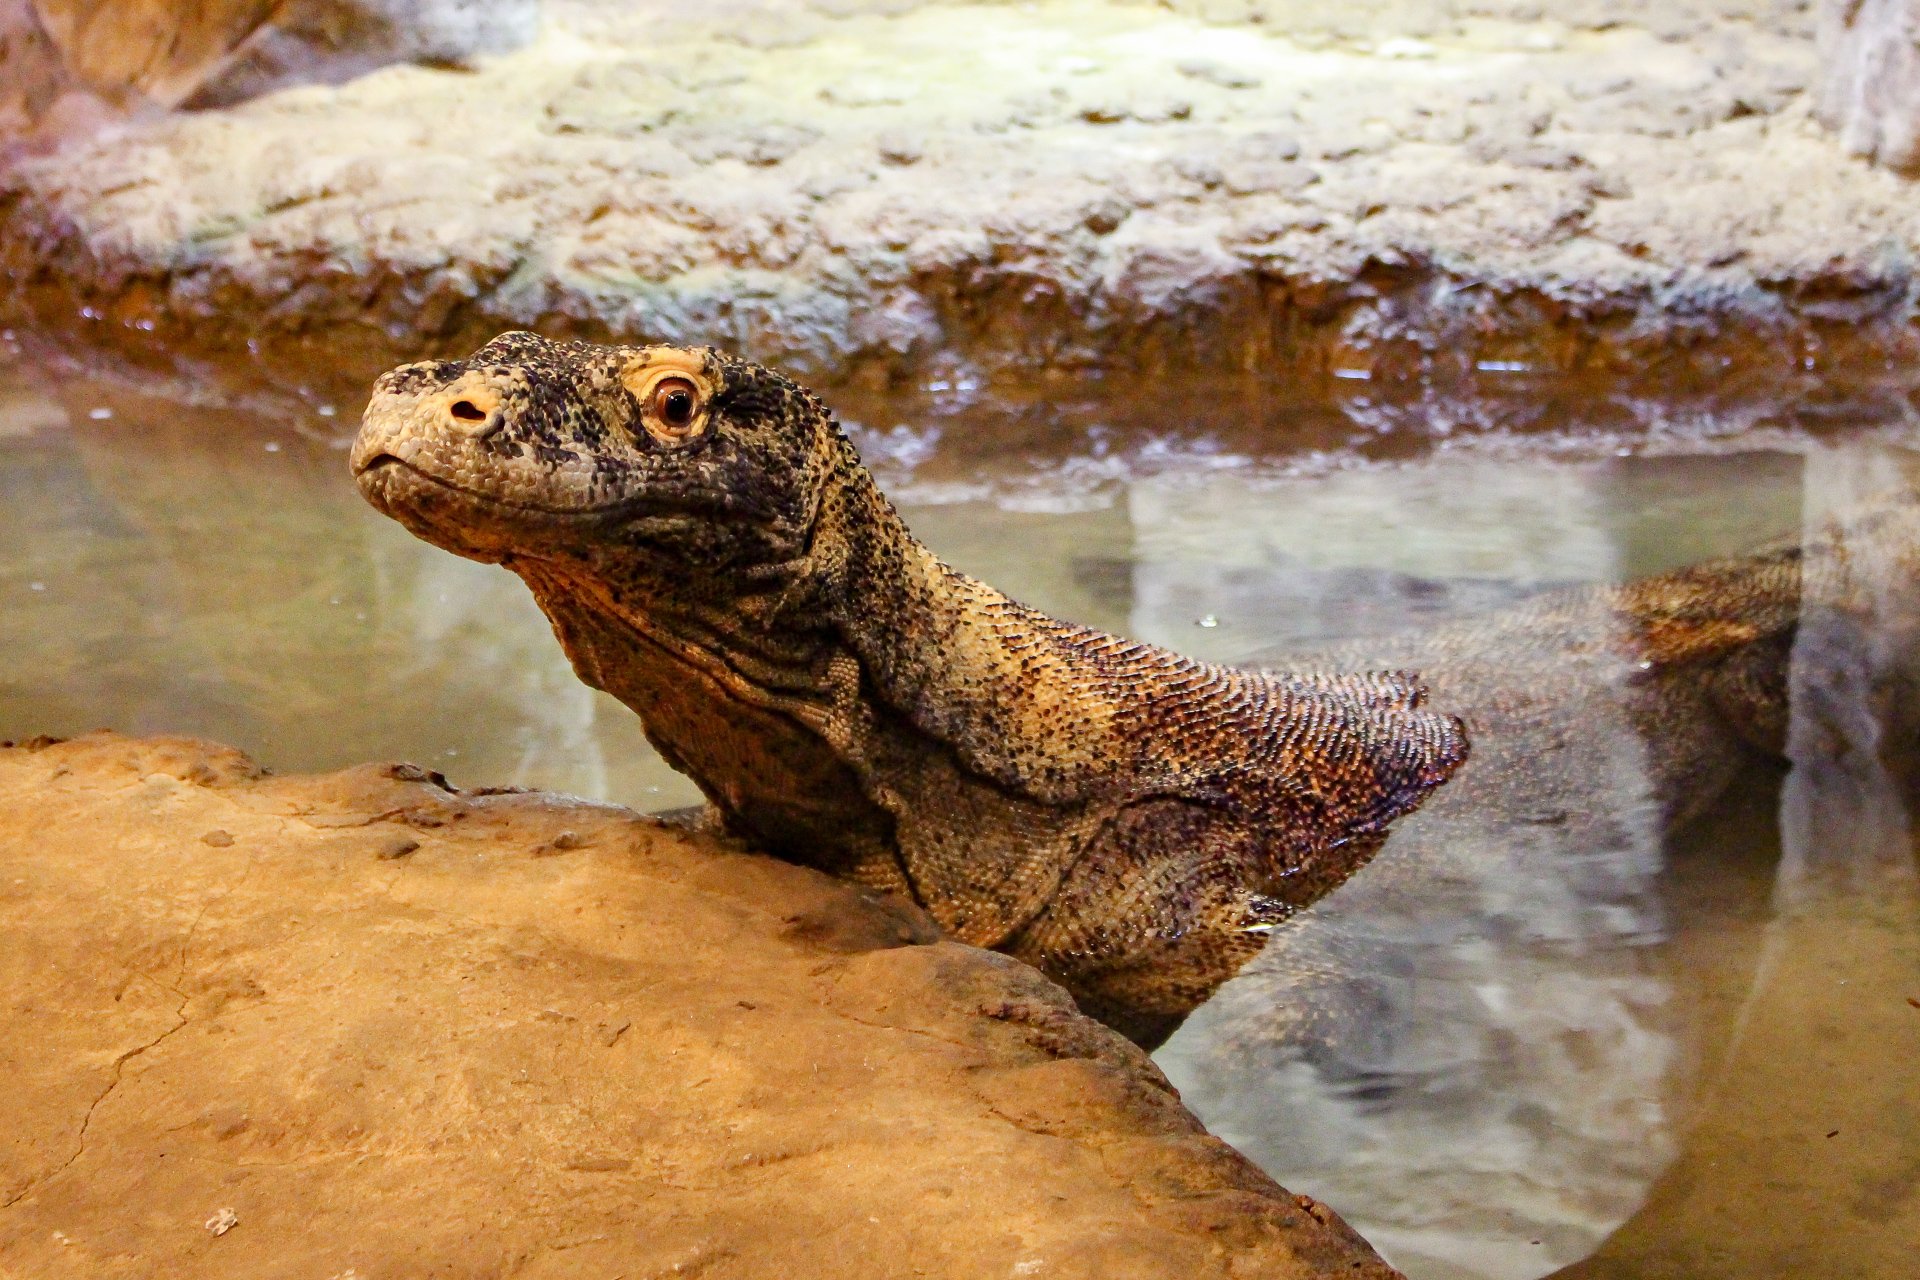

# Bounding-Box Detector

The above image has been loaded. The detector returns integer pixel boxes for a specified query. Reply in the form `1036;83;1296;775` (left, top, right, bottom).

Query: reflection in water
1555;446;1920;1280
1143;463;1777;1278
0;364;696;806
3;347;1917;1278
1153;448;1920;1280
1779;446;1920;896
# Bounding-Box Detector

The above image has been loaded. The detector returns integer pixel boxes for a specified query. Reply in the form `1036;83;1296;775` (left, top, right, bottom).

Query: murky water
3;336;1916;1278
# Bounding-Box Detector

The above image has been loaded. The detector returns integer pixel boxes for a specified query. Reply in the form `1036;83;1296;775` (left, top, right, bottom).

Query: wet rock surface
0;731;1396;1280
2;0;1913;398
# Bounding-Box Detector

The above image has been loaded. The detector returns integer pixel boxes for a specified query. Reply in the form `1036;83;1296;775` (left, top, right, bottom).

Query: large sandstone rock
0;0;75;138
0;732;1396;1280
27;0;282;107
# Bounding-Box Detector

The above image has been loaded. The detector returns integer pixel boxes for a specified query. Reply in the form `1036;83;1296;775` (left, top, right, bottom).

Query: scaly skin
351;332;1467;1045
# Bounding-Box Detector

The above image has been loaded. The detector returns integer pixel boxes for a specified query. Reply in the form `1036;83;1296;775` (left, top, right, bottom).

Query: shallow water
3;338;1917;1278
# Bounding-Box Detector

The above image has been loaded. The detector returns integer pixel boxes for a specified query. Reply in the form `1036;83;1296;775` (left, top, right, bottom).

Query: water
3;337;1916;1278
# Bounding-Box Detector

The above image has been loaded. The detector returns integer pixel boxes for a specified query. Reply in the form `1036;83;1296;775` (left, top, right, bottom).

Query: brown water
3;334;1916;1278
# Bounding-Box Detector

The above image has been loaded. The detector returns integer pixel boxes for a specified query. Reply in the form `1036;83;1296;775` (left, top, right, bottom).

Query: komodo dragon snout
352;330;1469;1047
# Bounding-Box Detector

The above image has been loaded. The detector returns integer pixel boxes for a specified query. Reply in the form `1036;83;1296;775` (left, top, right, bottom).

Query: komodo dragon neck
513;436;1121;898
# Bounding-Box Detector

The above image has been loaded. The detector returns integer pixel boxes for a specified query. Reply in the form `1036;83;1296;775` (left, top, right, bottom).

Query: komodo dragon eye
636;374;707;444
619;356;716;446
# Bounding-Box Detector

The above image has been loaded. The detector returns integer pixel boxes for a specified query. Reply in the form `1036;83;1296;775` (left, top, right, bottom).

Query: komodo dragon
351;331;1468;1045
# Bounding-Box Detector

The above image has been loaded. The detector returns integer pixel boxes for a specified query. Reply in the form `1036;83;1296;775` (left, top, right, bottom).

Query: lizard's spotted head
351;331;836;570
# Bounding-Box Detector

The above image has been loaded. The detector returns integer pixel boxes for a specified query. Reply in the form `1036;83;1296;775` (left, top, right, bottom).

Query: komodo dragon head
353;331;830;572
353;331;1466;1047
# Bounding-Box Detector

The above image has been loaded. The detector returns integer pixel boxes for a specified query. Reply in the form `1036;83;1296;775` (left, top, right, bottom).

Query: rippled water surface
3;338;1916;1279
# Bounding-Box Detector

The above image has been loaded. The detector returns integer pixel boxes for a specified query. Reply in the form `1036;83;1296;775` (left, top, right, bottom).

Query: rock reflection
1559;446;1920;1280
1778;445;1920;895
1154;448;1920;1280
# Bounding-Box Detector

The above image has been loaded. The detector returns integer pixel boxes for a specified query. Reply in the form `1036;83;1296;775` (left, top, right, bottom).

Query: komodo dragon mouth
356;451;655;518
352;329;1470;1047
355;452;581;512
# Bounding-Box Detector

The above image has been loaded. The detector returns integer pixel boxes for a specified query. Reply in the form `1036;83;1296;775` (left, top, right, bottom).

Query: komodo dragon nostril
447;399;503;440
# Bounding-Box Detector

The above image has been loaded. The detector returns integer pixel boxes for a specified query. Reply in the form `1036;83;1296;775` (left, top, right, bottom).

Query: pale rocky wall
6;0;1915;403
1164;0;1815;43
1818;0;1920;170
0;1;1826;136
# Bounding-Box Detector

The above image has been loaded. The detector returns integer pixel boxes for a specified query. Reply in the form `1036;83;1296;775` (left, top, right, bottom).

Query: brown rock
1;0;539;134
0;731;1398;1279
27;0;282;106
0;1;76;136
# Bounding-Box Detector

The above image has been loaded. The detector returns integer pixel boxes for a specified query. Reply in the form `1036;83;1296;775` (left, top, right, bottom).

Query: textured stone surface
1818;0;1920;171
0;731;1397;1280
3;0;1914;403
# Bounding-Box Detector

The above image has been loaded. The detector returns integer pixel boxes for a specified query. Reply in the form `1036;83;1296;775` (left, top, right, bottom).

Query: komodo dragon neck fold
352;331;1469;1045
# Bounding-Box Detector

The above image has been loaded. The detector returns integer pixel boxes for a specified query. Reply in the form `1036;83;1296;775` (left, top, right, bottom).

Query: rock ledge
0;732;1395;1279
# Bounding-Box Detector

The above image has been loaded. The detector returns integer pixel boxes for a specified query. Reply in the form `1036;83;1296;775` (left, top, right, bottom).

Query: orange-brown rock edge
0;732;1401;1280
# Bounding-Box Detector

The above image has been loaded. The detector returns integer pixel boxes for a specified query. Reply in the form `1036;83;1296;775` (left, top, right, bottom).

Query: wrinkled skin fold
353;331;1468;1045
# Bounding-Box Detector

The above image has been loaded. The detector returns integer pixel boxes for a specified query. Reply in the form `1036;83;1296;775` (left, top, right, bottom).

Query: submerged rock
0;731;1396;1280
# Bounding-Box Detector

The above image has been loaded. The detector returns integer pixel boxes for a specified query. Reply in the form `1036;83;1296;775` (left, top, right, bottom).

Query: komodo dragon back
351;331;1468;1045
